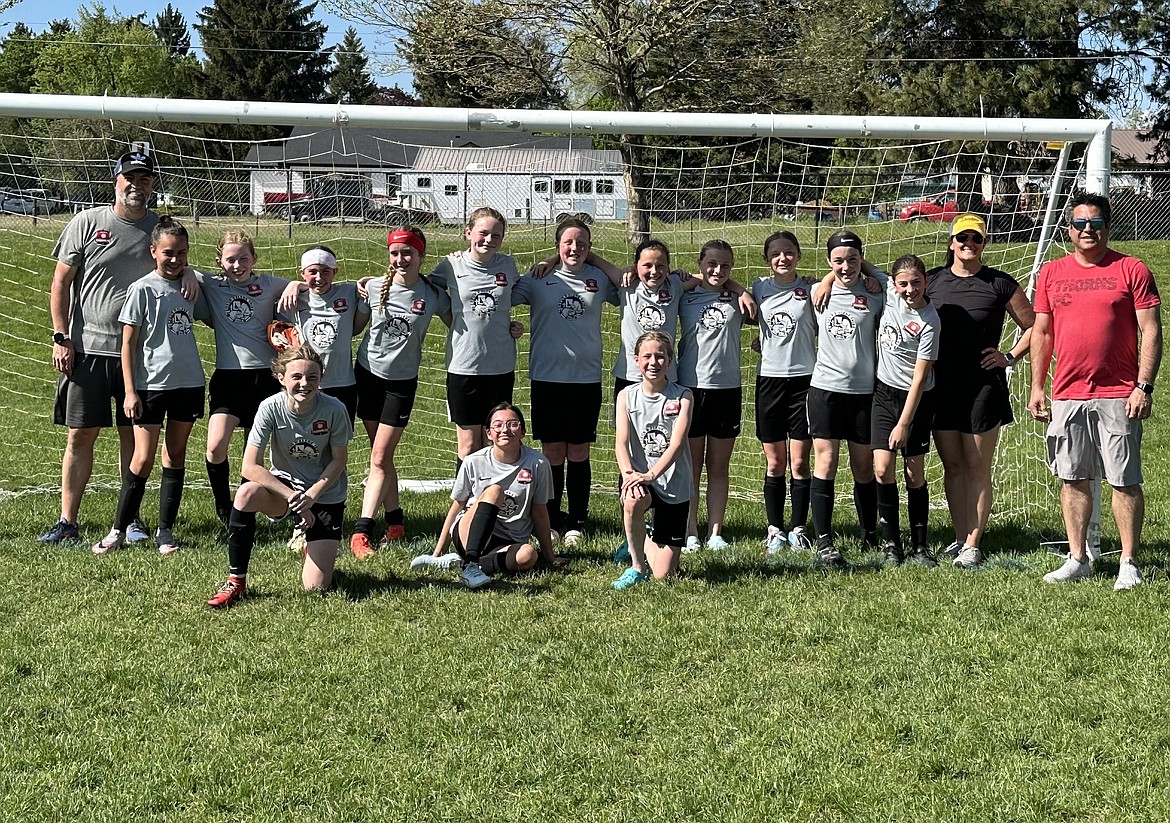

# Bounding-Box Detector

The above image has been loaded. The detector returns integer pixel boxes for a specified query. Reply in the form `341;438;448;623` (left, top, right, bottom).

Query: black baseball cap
113;151;157;178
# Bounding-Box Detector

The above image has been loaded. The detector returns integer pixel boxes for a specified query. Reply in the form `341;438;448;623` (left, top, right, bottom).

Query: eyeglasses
1070;217;1106;232
489;420;523;431
953;232;985;245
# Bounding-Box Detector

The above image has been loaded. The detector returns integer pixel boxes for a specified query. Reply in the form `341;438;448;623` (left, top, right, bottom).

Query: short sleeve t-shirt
118;271;211;391
54;206;160;356
876;284;941;392
282;282;361;389
248;392;353;506
430;251;521;376
451;444;553;544
621;382;693;503
677;286;744;389
511;264;619;383
199;272;289;369
811;270;887;394
752;276;818;378
1033;249;1161;400
612;275;684;382
925;265;1019;391
356;277;451;381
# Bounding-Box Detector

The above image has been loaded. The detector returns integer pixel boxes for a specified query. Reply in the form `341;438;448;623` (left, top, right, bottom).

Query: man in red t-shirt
1029;192;1162;591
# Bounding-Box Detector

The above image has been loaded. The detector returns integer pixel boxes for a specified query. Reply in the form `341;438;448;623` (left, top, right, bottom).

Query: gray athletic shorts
1046;398;1143;487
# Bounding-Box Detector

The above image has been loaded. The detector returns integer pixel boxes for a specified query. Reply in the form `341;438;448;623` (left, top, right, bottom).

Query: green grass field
1;213;1168;821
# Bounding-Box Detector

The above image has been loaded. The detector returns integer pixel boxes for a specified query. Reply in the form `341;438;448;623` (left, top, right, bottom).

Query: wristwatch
1136;381;1154;395
52;331;69;346
1003;352;1017;367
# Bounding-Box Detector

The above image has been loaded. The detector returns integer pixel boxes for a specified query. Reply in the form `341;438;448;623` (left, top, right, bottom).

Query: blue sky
0;0;408;87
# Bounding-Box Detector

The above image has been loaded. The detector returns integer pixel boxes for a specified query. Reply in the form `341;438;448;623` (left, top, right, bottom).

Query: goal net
0;95;1109;534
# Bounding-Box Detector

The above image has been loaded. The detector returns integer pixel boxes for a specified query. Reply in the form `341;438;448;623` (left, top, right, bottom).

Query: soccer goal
0;93;1110;533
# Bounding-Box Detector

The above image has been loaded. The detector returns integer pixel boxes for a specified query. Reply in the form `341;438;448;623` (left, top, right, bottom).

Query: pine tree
328;27;378;104
153;4;192;58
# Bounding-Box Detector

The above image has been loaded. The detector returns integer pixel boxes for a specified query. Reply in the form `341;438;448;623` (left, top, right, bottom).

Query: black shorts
355;363;418;428
136;386;205;426
53;353;130;428
530;380;602;444
688;386;742;440
268;471;346;541
209;369;281;429
446;372;515;427
932;374;1014;434
755;374;812;443
807;386;872;444
646;488;690;548
870;380;936;457
322;384;358;426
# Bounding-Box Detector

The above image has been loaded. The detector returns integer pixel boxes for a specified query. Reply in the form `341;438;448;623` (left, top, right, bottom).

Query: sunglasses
953;232;985;245
1070;217;1106;232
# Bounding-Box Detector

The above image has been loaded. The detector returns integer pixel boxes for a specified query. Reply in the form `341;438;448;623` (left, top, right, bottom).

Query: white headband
300;249;337;270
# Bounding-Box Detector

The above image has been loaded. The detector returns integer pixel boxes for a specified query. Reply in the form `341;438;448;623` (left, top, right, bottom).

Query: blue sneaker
126;518;150;543
612;567;650;590
788;526;813;552
765;526;786;555
707;535;729;551
613;540;631;564
39;518;80;544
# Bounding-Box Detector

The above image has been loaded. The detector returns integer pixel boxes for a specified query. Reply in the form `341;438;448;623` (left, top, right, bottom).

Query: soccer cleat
126;518;150;543
350;532;375;560
952;545;983;570
1114;558;1143;592
765;526;786;555
612;567;650;590
379;524;406;547
682;535;701;554
788;526;813;552
881;541;904;569
411;551;461;571
207;576;246;608
1043;554;1093;584
707;535;729;552
155;527;179;556
39;518;80;544
92;528;126;555
910;546;939;569
287;526;307;555
815;538;843;568
459;562;492;590
562;529;585;548
941;540;964;560
613;539;631;564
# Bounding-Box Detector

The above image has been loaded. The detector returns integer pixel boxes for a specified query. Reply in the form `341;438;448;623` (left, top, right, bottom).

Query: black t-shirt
925;265;1020;389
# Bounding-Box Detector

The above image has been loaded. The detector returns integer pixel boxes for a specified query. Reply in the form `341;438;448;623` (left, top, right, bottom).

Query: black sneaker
910;546;939;569
39;518;80;544
882;541;903;568
815;536;843;568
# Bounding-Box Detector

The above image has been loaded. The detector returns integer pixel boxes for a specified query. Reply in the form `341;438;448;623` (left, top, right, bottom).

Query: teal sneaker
613;539;631;564
612;567;650;590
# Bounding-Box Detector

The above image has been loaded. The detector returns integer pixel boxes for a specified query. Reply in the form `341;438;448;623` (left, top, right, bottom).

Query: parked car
23;188;66;214
897;190;958;222
0;193;35;214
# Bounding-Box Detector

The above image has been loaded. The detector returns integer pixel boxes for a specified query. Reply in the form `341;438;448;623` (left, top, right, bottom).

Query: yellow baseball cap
950;213;987;237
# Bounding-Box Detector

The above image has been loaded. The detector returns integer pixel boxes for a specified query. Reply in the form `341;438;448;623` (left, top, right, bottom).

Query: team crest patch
584;279;599;293
657;289;672;304
719;289;734;302
664;399;681;416
517;469;532;484
794;287;808;300
494;272;509;287
904;321;921;335
311;419;329;435
410;299;426;315
333;298;349;313
852;296;868;310
94;229;111;245
247;283;263;297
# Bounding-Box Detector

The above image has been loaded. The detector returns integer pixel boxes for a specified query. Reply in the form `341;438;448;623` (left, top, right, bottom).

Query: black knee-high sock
763;475;786;529
227;508;257;578
566;458;591;530
854;479;878;546
549;462;566;531
114;469;149;531
810;476;835;541
464;502;500;563
790;477;811;530
908;483;929;550
876;481;900;546
158;466;184;531
384;507;404;528
207;458;232;521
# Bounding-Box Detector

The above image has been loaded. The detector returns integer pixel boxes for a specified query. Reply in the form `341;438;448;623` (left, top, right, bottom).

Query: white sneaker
765;526;785;555
92;528;125;555
682;535;701;554
1043;555;1092;583
788;526;812;552
563;529;584;547
952;545;983;570
1114;559;1142;591
411;552;462;571
706;535;729;551
155;527;179;556
460;562;492;590
288;526;307;555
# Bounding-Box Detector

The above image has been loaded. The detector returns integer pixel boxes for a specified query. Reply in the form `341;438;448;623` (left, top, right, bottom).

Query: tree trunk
620;135;651;244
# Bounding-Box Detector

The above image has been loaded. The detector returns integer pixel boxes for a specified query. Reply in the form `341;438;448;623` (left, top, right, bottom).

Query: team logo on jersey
558;294;585;320
794;287;808;300
584;279;599;293
288;438;320;461
333;298;349;313
517;468;532;484
166;308;194;336
247;283;263;297
657;289;672;304
501;490;520;519
878;323;899;351
718;289;734;302
664;399;681;417
767;311;796;342
700;305;729;331
471;291;498;317
226;297;254;324
642;427;669;458
385;315;412;342
826;312;856;340
637;304;666;330
311;419;329;435
494;272;509;287
904;321;921;336
410;298;427;315
852;295;869;310
94;229;111;245
308;318;337;350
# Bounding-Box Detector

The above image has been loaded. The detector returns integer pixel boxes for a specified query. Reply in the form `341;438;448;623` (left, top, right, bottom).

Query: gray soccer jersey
752;276;818;378
677;287;744;389
356;277;451;381
451;443;553;544
54;206;161;356
248;391;353;506
811;271;887;394
621;382;693;503
430;251;520;376
282;282;361;389
118;271;210;391
511;264;619;383
199;272;289;369
612;274;683;382
876;284;941;392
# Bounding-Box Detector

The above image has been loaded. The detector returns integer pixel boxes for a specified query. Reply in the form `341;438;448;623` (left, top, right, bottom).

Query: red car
897;191;958;222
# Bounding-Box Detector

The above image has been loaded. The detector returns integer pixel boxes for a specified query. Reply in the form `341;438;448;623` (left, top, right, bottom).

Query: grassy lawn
1;213;1168;821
